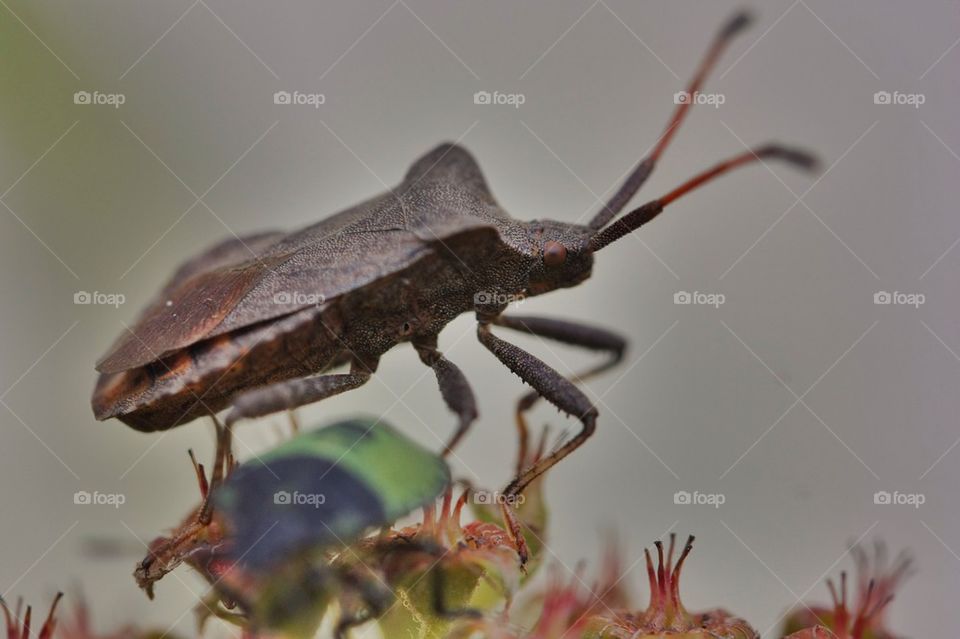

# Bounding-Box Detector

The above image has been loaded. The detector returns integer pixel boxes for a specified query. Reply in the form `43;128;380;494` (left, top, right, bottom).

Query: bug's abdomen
91;305;346;432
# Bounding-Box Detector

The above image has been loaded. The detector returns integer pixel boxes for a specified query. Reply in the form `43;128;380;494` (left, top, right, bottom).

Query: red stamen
665;532;676;577
37;594;61;639
655;541;666;596
644;547;658;609
670;535;695;610
21;605;30;639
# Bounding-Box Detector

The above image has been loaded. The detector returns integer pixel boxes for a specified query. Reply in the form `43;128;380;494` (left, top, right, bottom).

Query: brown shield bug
92;11;817;505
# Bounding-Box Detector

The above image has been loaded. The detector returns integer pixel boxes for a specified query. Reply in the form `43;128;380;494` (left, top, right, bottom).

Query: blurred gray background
1;1;956;636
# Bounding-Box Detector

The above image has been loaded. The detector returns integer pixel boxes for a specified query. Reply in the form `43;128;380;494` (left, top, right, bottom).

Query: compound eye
543;241;567;267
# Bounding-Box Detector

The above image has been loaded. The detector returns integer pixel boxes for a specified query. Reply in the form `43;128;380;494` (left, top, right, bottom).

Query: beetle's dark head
522;220;596;297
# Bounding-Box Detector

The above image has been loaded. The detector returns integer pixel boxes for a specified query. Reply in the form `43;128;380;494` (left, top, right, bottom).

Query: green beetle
214;417;450;571
135;417;479;638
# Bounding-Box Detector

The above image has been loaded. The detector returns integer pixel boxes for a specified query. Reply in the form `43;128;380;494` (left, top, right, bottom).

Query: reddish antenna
589;12;754;230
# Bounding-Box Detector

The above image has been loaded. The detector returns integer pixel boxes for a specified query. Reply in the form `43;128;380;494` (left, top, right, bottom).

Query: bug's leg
497;499;531;567
333;567;392;639
414;338;479;456
195;590;246;632
476;321;598;498
491;315;626;475
427;556;484;622
287;409;301;434
224;362;375;427
588;10;752;229
376;539;484;622
197;417;234;524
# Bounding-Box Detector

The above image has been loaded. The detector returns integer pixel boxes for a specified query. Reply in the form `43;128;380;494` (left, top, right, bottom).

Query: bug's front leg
224;363;375;428
414;338;478;456
373;538;484;623
491;315;625;474
476;321;598;497
333;566;393;639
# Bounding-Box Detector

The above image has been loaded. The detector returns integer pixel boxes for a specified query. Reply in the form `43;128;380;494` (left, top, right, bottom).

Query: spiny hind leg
224;361;375;428
491;315;625;475
476;320;599;563
476;321;598;495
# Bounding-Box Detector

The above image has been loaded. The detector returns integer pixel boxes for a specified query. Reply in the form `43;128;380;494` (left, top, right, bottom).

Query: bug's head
523;221;596;297
135;443;235;599
135;518;229;599
135;530;192;598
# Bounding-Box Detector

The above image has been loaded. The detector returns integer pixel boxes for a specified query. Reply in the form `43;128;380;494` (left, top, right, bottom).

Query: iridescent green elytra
213;417;449;571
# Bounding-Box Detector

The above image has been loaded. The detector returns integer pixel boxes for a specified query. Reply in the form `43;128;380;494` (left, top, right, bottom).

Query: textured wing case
96;144;508;375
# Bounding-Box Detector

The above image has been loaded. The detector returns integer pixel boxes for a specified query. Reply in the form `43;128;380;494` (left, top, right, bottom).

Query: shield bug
210;418;461;637
134;417;469;637
92;10;818;502
212;416;451;573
